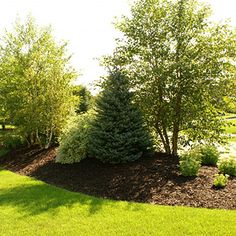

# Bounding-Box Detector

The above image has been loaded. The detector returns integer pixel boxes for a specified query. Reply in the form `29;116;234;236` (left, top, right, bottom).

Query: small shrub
213;174;229;188
3;133;25;149
217;157;236;176
56;112;93;164
200;145;219;165
179;150;201;177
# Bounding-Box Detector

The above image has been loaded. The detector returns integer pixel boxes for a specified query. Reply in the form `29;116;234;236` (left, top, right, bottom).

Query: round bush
179;150;201;177
213;174;229;188
200;145;219;165
217;157;236;176
56;112;93;164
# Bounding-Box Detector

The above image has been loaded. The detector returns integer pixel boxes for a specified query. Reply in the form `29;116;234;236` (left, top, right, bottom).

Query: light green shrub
179;150;201;176
213;174;229;188
200;145;219;165
56;112;93;164
217;157;236;176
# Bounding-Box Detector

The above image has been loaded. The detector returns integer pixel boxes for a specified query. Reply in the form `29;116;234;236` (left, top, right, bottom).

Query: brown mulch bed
0;146;235;210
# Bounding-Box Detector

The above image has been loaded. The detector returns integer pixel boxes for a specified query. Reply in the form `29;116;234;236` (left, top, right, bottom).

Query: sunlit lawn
223;114;236;137
0;170;235;236
0;115;236;235
225;119;236;134
222;113;236;119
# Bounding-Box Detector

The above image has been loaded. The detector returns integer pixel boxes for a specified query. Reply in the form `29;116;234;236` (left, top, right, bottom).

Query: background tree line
1;0;236;162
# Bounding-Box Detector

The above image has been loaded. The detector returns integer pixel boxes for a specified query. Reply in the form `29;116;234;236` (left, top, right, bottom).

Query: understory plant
179;150;201;177
213;174;229;188
56;112;93;164
199;145;219;165
2;131;25;149
217;157;236;176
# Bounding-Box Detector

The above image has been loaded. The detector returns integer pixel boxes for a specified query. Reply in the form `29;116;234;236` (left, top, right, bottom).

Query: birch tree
0;16;77;148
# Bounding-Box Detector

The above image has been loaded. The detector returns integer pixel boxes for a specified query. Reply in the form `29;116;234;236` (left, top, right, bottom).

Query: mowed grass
225;119;236;134
0;170;235;236
222;113;236;119
223;113;236;136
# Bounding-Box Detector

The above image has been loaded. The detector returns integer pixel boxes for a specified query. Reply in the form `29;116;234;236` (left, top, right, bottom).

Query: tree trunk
36;129;43;148
172;124;179;155
172;93;182;155
162;125;171;154
171;0;185;156
156;124;171;154
45;128;53;149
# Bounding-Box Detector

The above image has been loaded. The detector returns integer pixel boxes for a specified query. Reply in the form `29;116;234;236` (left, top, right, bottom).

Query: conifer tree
89;69;152;163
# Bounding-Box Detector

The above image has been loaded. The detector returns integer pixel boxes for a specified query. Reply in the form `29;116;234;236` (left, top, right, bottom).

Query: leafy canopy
0;16;77;148
104;0;236;154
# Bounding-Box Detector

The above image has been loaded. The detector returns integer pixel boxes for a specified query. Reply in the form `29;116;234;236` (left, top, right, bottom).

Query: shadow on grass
0;181;112;216
0;176;146;217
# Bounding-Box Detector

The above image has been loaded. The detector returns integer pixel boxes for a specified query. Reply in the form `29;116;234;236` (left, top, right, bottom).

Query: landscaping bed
0;146;235;210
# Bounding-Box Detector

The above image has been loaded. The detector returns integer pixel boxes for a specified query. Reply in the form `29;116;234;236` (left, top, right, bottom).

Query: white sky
0;0;236;90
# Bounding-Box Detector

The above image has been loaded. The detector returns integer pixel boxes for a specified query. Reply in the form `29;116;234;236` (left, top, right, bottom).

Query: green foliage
56;112;93;164
105;0;236;154
199;145;219;166
2;133;25;149
217;157;236;176
213;174;229;188
222;97;236;114
72;85;93;114
179;150;201;176
89;69;153;163
0;16;77;148
0;148;8;157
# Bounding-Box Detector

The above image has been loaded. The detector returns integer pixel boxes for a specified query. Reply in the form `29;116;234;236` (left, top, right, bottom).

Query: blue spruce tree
89;69;153;163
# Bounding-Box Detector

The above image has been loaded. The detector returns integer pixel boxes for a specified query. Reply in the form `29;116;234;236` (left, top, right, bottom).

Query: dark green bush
213;174;229;188
56;112;93;164
217;157;236;176
179;150;201;176
2;133;25;149
200;145;219;165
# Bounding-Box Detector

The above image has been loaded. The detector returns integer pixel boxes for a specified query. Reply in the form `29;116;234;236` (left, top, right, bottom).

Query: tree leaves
0;16;77;148
107;0;236;154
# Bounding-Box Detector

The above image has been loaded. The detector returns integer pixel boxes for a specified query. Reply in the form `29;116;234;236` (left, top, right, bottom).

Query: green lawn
222;114;236;138
0;170;235;236
222;113;236;119
225;119;236;134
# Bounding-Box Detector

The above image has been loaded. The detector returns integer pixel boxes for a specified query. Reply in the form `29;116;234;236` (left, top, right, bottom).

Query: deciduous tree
0;16;77;148
105;0;236;154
